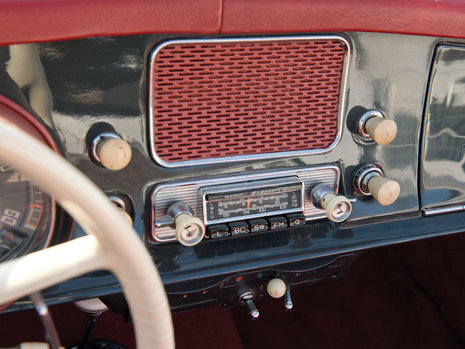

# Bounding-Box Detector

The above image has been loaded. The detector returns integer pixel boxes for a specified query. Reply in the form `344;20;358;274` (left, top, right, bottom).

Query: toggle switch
267;278;294;311
311;184;352;223
353;164;400;206
240;292;259;320
357;110;397;145
284;287;293;311
267;278;287;299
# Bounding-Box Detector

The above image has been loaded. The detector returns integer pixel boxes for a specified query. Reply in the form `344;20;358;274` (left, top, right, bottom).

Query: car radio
149;165;353;246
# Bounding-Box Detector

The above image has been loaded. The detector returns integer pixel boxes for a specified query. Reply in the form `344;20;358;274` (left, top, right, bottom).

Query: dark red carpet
1;234;465;348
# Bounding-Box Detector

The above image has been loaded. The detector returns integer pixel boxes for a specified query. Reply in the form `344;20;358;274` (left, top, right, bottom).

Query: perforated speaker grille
149;37;347;166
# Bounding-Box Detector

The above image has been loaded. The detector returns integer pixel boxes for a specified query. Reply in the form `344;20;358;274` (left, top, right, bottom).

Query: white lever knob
367;176;400;206
365;117;397;145
267;278;287;299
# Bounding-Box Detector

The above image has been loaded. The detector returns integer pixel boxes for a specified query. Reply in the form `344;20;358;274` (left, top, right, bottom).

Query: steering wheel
0;120;175;348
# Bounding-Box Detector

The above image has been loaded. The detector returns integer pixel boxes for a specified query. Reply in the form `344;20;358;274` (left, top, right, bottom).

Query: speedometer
0;96;59;262
0;161;55;261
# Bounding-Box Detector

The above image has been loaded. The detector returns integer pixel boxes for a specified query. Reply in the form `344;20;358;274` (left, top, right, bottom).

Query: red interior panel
221;0;465;37
2;0;465;45
0;0;221;45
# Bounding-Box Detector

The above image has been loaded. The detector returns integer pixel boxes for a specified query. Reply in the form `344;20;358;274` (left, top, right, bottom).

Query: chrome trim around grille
148;35;351;168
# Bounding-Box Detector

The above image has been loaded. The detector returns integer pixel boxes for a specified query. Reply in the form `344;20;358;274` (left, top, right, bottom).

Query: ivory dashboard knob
96;137;132;171
267;278;287;299
365;117;397;145
311;184;352;223
174;213;205;247
320;193;352;223
367;176;400;206
118;207;133;226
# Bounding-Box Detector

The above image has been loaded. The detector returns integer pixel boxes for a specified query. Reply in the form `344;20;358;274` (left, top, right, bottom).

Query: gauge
202;178;304;225
0;161;55;262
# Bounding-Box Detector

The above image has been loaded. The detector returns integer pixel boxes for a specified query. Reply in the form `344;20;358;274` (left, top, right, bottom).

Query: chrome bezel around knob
357;109;384;140
353;164;384;196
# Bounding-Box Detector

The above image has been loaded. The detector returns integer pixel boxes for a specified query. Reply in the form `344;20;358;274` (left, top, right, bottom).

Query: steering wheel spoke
0;235;105;305
0;120;174;349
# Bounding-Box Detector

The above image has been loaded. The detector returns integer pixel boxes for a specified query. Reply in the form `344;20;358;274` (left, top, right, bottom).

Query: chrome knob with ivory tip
353;164;400;206
91;132;132;171
357;109;397;145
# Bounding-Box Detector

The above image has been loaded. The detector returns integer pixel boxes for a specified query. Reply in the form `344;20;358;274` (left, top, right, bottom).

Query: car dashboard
2;1;465;320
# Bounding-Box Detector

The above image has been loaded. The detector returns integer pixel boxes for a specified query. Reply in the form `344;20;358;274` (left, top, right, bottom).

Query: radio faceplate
150;165;341;242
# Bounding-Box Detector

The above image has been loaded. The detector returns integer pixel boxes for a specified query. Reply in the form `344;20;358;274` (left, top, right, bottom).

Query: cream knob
96;137;132;171
118;207;133;226
320;193;352;223
367;176;400;206
174;213;205;246
365;117;397;145
267;278;287;299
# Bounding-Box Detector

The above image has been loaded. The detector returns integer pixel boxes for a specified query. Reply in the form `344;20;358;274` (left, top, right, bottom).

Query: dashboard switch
240;292;259;320
228;221;250;236
353;164;400;206
286;213;306;227
357;109;397;145
207;224;230;239
267;216;288;230
91;132;132;171
267;278;287;298
284;287;293;311
311;184;352;223
248;218;269;233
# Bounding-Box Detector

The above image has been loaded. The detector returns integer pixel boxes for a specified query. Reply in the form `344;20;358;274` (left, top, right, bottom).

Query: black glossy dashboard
2;31;465;312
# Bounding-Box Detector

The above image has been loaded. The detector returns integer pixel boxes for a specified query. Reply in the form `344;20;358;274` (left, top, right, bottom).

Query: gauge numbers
0;162;54;261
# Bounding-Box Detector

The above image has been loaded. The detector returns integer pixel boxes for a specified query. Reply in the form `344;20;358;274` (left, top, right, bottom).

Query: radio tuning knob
358;110;397;145
311;184;352;223
353;164;400;206
174;213;205;247
166;202;205;246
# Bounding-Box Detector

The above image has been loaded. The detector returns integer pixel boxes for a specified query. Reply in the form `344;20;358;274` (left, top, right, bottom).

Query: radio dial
174;213;205;247
321;193;352;223
311;184;352;223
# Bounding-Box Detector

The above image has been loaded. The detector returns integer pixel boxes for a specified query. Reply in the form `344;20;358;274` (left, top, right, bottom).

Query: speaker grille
150;37;347;166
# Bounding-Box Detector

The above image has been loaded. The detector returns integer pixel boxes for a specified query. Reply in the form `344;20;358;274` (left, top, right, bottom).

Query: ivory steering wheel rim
0;120;174;349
